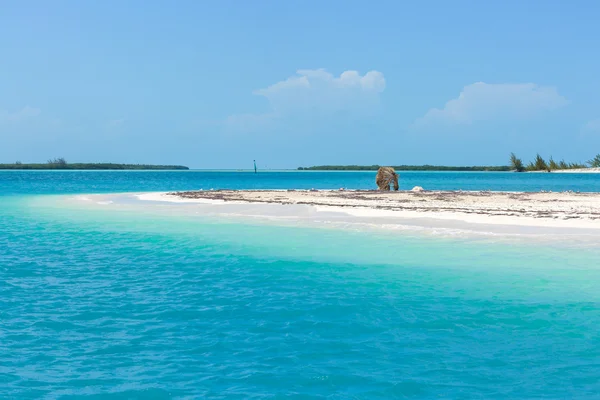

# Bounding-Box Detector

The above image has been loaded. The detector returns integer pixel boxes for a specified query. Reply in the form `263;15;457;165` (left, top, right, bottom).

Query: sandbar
128;189;600;238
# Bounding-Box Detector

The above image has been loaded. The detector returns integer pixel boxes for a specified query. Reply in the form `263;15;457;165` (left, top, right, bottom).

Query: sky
1;0;599;169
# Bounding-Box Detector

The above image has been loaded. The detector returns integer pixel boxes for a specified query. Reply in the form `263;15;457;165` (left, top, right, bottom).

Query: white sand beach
551;168;600;173
129;190;600;237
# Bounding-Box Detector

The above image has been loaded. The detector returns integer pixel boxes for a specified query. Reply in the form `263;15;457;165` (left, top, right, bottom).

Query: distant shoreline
2;165;598;172
530;168;600;173
298;165;511;171
0;163;189;170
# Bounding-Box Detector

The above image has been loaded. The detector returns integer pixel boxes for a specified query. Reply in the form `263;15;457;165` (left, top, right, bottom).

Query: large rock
376;167;399;191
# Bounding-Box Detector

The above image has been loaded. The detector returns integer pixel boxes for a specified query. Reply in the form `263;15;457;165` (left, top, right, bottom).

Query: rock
376;167;399;191
411;186;424;192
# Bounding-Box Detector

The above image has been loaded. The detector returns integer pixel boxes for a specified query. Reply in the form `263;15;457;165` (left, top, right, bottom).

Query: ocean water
2;171;600;399
1;169;600;195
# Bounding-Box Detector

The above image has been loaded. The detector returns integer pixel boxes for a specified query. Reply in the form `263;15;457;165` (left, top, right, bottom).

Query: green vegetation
300;152;599;172
527;154;549;172
47;157;67;167
570;162;587;169
298;165;511;171
0;158;189;170
510;152;590;172
558;160;568;169
588;154;600;168
509;153;525;172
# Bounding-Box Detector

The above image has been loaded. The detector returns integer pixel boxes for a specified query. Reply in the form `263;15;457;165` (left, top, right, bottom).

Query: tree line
510;153;600;172
299;154;600;172
1;158;189;170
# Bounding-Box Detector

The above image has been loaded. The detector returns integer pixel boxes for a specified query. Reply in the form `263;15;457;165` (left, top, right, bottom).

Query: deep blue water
2;171;600;399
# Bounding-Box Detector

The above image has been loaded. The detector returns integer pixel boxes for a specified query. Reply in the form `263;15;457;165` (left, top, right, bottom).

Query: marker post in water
254;160;257;174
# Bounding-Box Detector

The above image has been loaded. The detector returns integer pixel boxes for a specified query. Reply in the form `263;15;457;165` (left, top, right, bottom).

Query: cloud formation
254;69;385;114
225;69;385;131
414;82;568;127
0;106;41;123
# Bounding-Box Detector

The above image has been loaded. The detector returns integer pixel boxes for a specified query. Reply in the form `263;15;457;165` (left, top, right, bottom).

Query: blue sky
1;0;599;168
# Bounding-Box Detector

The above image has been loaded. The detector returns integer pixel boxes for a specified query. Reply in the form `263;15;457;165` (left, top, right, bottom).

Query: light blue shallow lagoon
2;171;600;399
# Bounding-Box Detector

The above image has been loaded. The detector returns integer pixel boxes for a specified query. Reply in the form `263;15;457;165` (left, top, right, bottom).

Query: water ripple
2;198;600;398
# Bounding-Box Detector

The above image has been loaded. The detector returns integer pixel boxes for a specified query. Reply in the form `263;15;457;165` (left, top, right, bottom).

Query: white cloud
414;82;568;127
0;106;41;123
253;69;385;114
225;69;385;130
255;69;385;97
583;119;600;133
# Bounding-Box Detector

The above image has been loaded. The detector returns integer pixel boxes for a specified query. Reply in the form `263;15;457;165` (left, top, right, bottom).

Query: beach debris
339;188;345;191
376;167;399;191
411;186;424;192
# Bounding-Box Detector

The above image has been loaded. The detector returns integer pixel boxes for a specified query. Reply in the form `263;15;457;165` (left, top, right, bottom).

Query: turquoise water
2;169;600;195
2;172;600;398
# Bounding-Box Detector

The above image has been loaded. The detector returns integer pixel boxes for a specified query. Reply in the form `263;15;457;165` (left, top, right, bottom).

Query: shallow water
2;172;600;398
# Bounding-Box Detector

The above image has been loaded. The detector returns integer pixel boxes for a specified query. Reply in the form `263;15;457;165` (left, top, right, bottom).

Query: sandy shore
131;189;600;235
550;167;600;173
166;189;599;220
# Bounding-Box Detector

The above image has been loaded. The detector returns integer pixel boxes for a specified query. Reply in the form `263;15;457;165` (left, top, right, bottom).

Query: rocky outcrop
376;167;399;191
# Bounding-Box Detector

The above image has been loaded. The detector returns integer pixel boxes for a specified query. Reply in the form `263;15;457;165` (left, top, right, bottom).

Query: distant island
299;153;600;172
298;165;511;171
1;158;189;170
